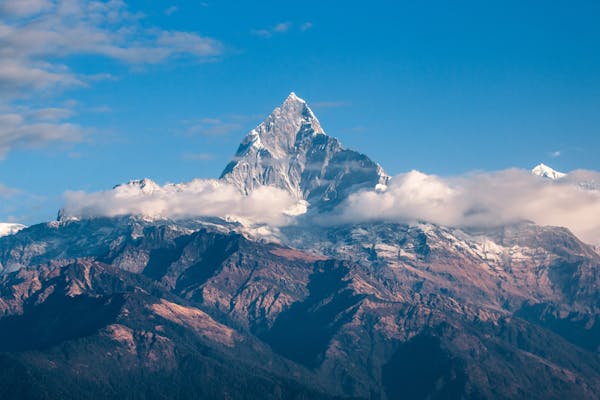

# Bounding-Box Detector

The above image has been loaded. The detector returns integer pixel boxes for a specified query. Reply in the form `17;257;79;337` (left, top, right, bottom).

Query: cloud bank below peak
58;164;600;245
330;168;600;245
60;179;306;227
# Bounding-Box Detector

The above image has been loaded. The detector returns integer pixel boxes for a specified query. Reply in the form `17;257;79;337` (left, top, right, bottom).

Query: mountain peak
532;163;566;180
221;93;388;209
284;91;305;104
236;92;324;160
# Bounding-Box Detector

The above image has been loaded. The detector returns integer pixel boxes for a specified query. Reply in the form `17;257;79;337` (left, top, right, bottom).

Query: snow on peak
284;91;306;104
531;163;566;180
225;92;324;165
0;223;26;237
220;93;389;209
259;91;323;156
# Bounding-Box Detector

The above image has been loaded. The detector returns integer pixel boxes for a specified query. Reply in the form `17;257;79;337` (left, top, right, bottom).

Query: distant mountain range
0;94;599;399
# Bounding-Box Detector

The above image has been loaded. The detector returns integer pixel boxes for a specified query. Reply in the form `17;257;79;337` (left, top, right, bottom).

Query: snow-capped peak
260;91;323;157
225;92;324;164
531;163;566;180
221;92;389;209
284;91;305;104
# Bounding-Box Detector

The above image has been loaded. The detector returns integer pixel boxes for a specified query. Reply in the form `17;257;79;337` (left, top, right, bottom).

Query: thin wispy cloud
300;22;313;31
549;150;562;158
86;105;112;113
0;60;83;94
182;152;215;161
183;114;262;137
0;187;48;224
0;0;53;17
253;21;314;37
0;0;223;80
164;5;178;15
0;108;84;158
0;183;20;198
273;22;292;33
311;101;348;109
26;107;75;121
187;118;243;137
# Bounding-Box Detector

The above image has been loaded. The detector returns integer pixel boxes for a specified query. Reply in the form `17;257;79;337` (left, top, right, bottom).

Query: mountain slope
1;217;600;398
0;259;336;400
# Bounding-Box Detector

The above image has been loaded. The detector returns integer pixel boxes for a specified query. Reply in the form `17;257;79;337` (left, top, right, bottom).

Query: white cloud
183;114;262;137
26;107;75;121
187;121;242;137
273;22;292;33
300;22;313;31
0;183;20;198
0;183;46;224
0;60;82;93
0;0;53;17
311;101;348;109
87;105;112;113
164;5;178;15
0;108;84;158
0;0;224;158
330;169;600;244
252;21;313;37
57;166;600;244
182;152;214;161
252;21;292;37
61;179;306;226
0;0;223;93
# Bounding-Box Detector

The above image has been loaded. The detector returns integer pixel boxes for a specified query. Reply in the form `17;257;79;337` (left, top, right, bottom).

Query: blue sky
1;0;599;224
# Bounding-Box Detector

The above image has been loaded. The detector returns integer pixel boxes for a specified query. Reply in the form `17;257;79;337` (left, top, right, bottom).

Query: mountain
532;163;566;179
0;257;335;400
0;94;599;399
0;223;26;237
221;92;388;210
1;217;600;399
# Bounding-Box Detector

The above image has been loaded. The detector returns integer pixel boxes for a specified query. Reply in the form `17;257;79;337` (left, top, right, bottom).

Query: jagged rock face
221;93;388;210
